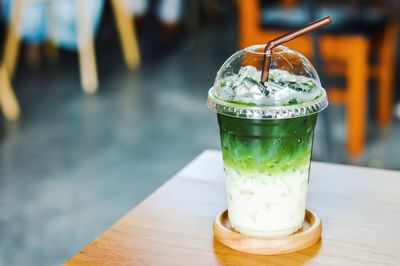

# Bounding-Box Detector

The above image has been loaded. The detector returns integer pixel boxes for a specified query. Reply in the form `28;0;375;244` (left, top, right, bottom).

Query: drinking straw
260;16;332;84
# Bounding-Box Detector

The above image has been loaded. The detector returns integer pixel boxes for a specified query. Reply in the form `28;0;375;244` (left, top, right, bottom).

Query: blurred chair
0;0;24;121
0;65;20;121
237;0;398;157
2;0;140;96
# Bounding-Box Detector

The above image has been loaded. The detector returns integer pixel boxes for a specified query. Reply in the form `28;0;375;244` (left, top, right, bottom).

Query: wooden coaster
213;209;322;255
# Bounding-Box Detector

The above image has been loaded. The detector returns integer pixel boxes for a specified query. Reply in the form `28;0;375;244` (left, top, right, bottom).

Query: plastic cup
208;45;328;237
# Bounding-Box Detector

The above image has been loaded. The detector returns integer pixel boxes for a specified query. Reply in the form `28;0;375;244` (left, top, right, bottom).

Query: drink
208;45;328;237
219;114;316;237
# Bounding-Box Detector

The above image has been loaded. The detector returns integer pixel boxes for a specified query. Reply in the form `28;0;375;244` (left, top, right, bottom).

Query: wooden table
65;150;400;265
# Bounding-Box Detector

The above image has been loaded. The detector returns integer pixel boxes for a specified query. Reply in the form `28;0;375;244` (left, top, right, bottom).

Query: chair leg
376;21;398;127
76;0;98;94
3;0;25;77
0;66;20;121
111;0;140;70
237;0;260;49
346;37;369;157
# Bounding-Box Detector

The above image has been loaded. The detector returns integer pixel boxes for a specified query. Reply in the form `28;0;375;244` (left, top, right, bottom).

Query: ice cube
269;69;316;93
272;86;295;105
234;84;248;96
233;78;267;103
238;66;258;78
233;66;258;88
216;85;234;100
247;82;266;100
215;68;321;106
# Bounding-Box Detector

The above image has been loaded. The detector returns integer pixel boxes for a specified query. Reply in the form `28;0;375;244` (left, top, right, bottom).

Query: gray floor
0;22;399;265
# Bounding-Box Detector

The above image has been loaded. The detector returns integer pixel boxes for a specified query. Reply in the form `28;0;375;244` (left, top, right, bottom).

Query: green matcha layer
218;114;317;174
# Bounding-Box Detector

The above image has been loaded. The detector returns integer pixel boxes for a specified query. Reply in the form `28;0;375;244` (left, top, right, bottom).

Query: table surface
65;150;400;265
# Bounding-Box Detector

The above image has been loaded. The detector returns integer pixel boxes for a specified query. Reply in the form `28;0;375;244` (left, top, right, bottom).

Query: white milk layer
224;165;309;237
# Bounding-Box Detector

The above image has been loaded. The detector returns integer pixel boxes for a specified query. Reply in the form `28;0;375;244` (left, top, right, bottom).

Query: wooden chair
0;0;25;121
237;0;398;157
0;65;20;121
76;0;141;93
0;0;141;120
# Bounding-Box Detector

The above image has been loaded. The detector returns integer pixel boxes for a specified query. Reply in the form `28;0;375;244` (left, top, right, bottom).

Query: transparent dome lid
207;45;328;119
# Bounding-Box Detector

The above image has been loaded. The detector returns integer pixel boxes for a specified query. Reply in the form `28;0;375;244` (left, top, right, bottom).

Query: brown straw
260;16;332;84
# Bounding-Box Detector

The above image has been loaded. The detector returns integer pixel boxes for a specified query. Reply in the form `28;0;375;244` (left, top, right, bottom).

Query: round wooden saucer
213;209;322;255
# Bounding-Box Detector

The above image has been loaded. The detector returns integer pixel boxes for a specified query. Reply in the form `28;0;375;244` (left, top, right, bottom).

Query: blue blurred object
2;0;47;43
47;0;105;50
2;0;105;50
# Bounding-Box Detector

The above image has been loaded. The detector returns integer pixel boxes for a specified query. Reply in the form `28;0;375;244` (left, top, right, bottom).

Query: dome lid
207;45;328;119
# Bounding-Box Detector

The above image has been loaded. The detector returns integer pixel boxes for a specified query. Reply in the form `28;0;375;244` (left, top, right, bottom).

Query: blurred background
0;0;399;265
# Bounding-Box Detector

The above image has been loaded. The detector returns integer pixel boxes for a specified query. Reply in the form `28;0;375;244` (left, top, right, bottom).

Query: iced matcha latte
208;45;328;238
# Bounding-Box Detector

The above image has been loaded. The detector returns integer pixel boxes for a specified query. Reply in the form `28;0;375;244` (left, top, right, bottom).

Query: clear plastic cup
208;45;328;238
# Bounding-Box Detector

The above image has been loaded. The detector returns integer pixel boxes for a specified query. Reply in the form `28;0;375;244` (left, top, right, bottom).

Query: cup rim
207;87;328;120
